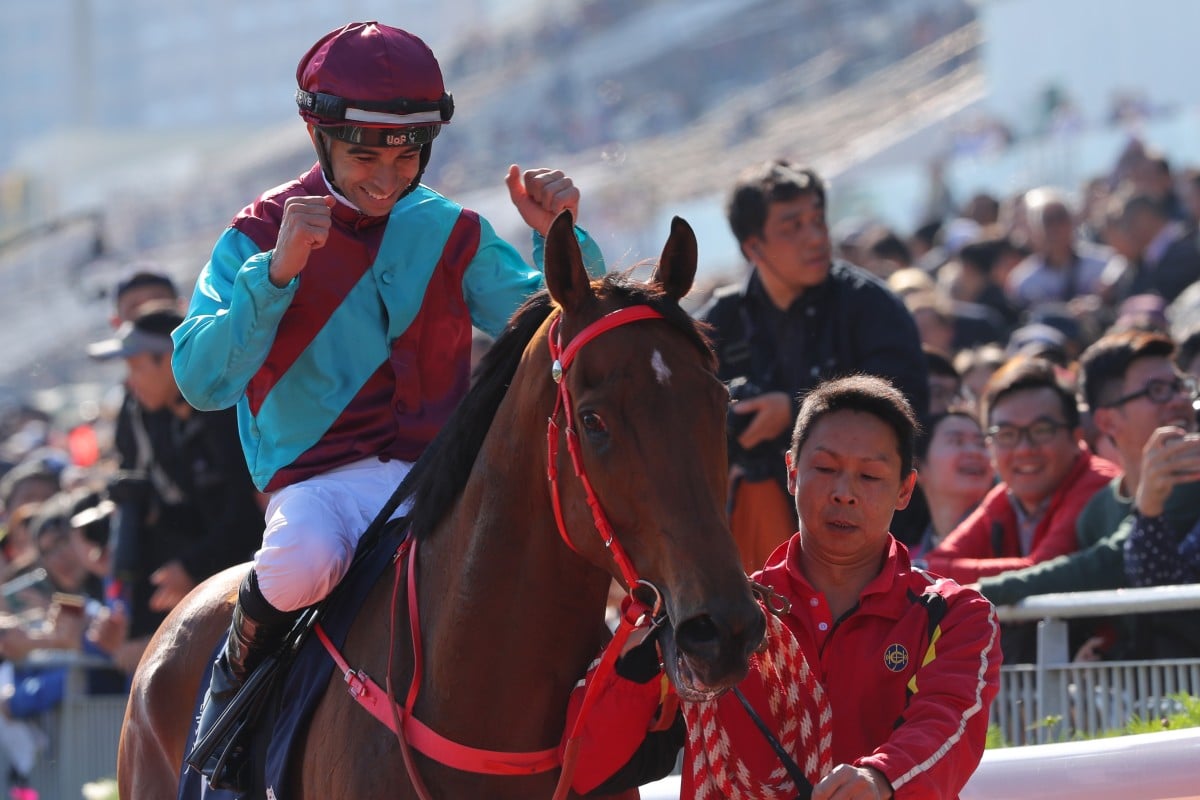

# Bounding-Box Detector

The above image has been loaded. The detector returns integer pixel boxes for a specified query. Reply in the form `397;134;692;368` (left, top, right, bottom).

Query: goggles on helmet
296;88;454;147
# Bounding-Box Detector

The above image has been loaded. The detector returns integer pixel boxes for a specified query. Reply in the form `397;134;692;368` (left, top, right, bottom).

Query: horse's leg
118;565;247;800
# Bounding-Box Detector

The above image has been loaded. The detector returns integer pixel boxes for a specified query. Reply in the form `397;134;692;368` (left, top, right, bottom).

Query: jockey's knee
254;531;353;612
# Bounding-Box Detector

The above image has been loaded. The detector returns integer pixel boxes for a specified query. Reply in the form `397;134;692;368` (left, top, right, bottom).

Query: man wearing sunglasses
965;331;1200;661
926;357;1118;661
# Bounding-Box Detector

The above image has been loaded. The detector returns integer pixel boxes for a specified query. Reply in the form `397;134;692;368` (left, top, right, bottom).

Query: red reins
544;306;668;799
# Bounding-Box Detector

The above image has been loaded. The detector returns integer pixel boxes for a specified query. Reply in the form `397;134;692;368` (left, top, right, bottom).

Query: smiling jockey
171;21;604;787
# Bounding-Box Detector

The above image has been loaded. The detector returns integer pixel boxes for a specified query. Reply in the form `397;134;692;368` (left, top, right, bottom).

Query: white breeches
254;456;412;612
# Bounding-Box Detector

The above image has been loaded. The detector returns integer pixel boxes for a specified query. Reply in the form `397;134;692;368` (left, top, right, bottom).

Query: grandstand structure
0;0;978;412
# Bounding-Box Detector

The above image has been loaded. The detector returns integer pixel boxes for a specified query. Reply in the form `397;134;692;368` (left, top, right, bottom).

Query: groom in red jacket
564;375;1000;800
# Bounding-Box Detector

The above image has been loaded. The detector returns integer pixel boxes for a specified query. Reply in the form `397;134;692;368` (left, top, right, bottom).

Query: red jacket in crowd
926;446;1119;584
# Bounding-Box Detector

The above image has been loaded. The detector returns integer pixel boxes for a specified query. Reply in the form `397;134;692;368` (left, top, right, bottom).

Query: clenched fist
505;165;582;237
270;195;336;287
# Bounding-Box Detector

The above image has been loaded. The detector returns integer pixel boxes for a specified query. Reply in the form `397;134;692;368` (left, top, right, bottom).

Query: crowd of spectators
836;135;1200;666
0;271;263;798
425;0;975;196
0;426;120;796
674;132;1199;671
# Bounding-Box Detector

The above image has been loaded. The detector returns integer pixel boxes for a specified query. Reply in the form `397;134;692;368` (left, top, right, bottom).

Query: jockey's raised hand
269;195;336;287
506;165;582;236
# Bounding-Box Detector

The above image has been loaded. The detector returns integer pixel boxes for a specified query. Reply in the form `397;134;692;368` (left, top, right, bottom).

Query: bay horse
118;212;765;799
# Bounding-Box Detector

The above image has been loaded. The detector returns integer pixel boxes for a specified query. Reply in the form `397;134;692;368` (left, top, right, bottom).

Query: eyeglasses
986;418;1070;449
1102;376;1198;408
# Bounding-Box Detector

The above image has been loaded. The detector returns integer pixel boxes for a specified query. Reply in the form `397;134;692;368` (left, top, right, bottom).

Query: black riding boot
189;570;301;788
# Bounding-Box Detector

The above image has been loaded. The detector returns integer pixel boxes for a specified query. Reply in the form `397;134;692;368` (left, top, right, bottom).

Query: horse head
542;212;765;701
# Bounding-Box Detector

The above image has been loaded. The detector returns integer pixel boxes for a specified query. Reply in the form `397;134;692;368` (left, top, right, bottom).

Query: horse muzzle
657;599;767;702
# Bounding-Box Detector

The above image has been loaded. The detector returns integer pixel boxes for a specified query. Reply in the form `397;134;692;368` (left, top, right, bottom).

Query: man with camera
86;305;264;673
701;160;929;570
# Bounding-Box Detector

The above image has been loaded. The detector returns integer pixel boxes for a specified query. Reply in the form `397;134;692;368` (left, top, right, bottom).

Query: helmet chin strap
313;128;344;197
314;128;433;210
412;142;433;194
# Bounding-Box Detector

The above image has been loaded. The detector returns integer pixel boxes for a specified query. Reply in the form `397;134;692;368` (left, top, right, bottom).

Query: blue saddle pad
177;526;409;800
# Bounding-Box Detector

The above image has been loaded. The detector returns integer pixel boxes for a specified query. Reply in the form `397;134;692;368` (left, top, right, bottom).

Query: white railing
639;585;1200;799
994;585;1200;746
995;584;1200;623
961;727;1200;800
641;727;1200;800
0;652;128;799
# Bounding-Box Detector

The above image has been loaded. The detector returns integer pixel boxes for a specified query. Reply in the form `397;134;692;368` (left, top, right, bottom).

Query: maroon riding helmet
296;21;454;200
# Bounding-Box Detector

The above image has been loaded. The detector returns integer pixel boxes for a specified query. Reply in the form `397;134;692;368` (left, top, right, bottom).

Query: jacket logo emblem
883;643;909;672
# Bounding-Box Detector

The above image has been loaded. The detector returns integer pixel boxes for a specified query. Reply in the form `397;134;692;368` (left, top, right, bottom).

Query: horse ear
543;210;595;313
650;216;698;301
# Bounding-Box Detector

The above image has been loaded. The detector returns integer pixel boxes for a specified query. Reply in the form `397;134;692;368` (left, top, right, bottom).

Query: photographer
86;306;263;672
700;160;929;570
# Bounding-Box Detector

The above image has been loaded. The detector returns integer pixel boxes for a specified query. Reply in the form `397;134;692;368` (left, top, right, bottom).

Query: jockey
172;20;605;782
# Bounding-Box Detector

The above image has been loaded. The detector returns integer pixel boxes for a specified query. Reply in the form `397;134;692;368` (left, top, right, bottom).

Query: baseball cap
87;304;182;361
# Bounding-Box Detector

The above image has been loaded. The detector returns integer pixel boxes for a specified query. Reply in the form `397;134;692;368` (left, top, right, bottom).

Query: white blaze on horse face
651;350;672;385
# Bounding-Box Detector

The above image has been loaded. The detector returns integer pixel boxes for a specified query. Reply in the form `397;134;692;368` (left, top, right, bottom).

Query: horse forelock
399;275;713;542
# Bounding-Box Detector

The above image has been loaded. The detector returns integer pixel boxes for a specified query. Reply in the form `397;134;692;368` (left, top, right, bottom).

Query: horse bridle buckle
631;579;667;627
750;580;792;616
343;667;369;697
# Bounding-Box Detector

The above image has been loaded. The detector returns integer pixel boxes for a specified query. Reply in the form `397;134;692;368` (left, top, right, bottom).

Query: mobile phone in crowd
51;592;88;618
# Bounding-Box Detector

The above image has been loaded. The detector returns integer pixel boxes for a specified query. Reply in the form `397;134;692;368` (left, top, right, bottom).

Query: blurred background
1;0;1198;430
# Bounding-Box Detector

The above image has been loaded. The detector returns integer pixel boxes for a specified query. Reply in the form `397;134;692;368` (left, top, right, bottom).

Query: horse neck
413;366;612;749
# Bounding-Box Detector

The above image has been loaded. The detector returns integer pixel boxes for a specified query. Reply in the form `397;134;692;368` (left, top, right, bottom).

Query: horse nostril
674;604;768;679
675;614;720;656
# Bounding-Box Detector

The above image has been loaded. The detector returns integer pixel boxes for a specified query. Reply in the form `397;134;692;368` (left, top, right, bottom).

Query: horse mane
398;273;713;540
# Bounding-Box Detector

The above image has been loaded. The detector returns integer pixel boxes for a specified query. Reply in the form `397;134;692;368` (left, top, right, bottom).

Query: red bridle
544;304;675;800
545;304;666;592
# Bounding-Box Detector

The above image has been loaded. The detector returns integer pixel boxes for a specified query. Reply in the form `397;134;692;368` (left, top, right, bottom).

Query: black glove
615;626;664;684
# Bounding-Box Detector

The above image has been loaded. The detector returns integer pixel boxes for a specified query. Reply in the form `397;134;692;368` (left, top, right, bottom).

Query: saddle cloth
177;525;408;800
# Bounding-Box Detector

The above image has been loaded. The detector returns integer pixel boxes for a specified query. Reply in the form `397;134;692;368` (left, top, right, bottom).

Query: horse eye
580;411;607;435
